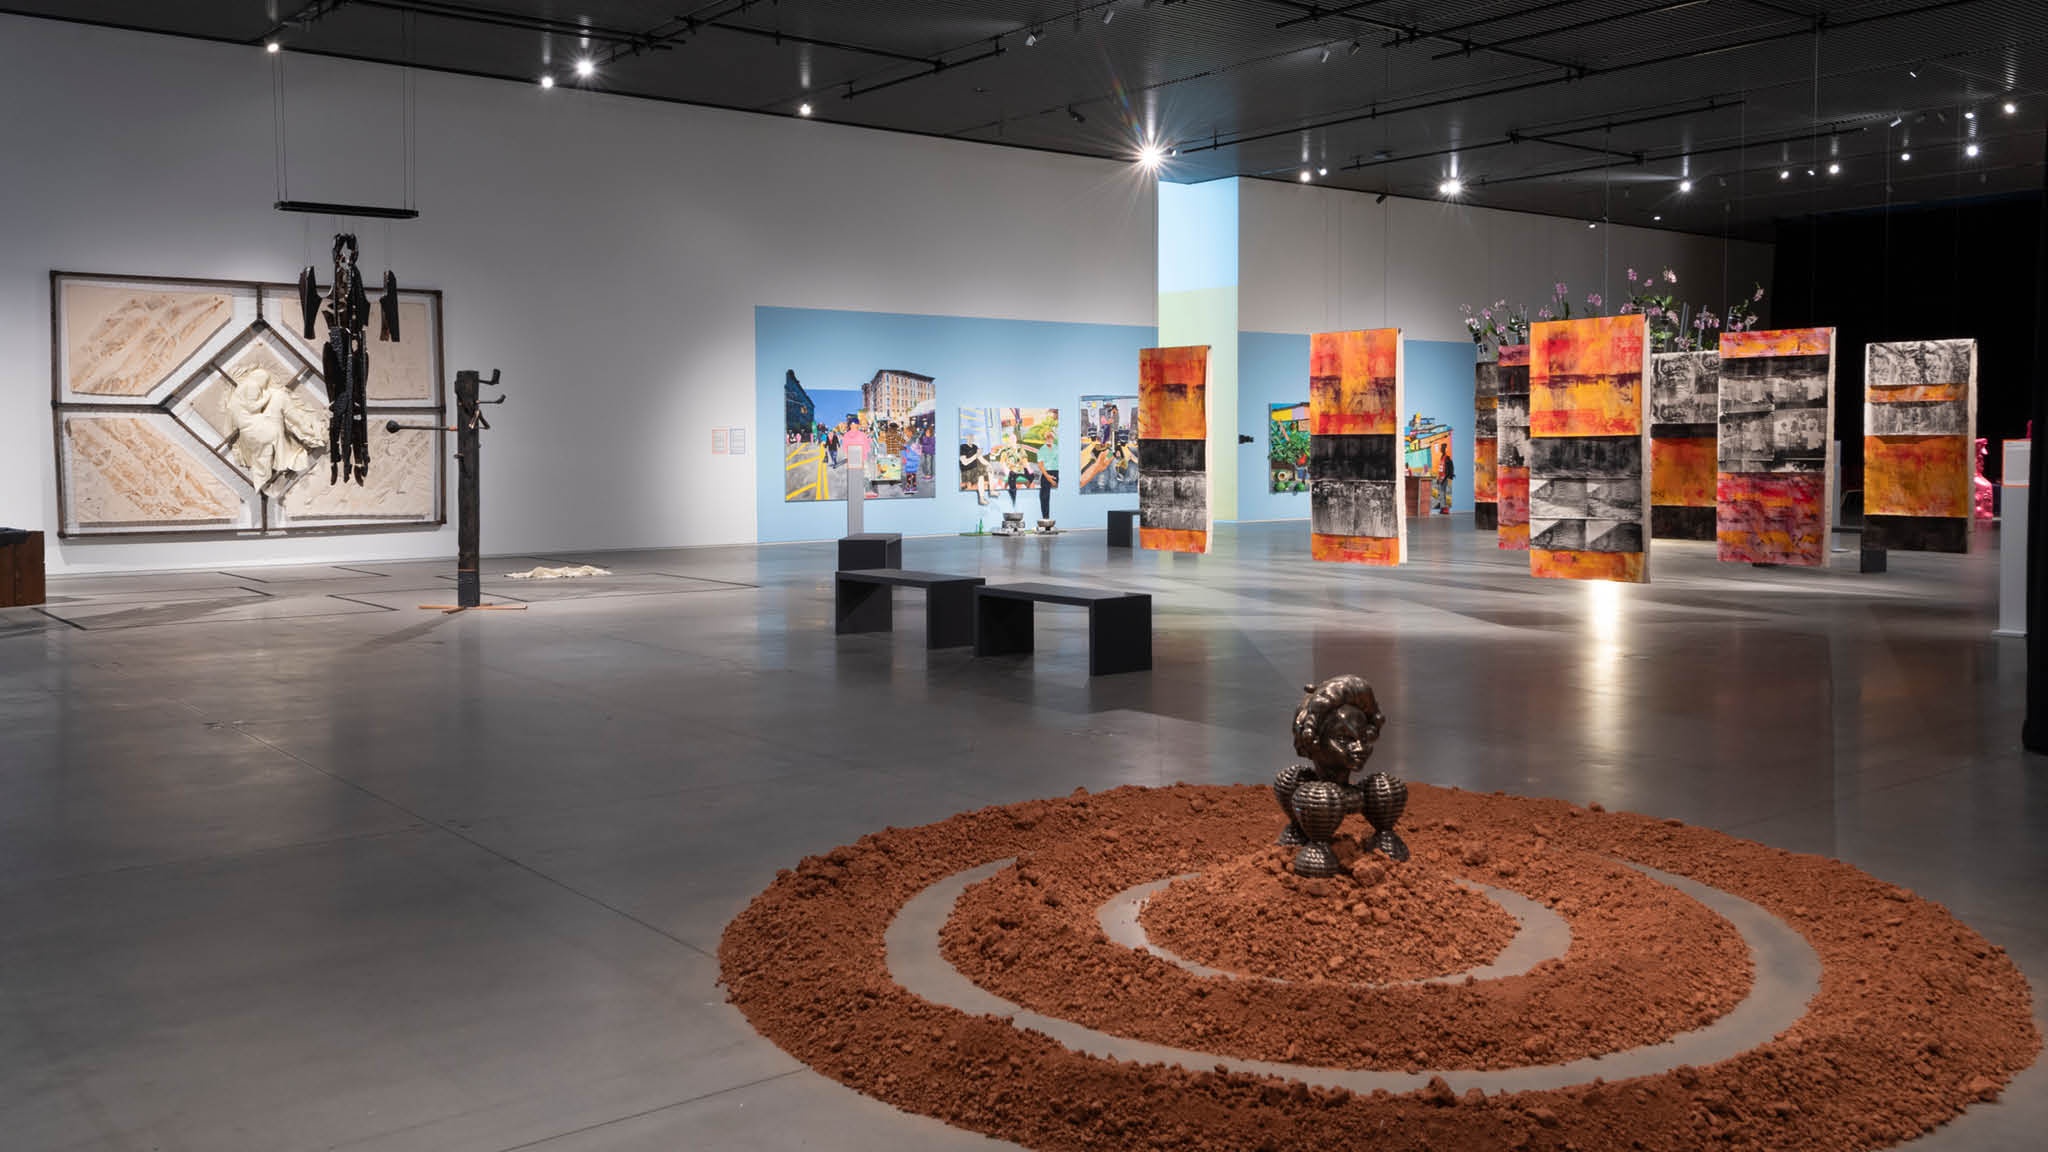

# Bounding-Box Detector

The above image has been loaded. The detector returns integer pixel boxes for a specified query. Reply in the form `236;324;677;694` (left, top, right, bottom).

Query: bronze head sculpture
1275;675;1408;876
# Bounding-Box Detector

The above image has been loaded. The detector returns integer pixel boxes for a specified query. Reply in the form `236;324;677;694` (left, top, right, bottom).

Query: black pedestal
1860;546;1888;573
838;533;902;570
1106;509;1138;549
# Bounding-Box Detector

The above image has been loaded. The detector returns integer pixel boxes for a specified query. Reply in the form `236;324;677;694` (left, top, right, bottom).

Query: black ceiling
9;0;2047;238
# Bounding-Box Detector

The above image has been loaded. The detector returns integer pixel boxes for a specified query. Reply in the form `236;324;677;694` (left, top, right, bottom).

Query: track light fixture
1828;162;1840;174
1966;143;1980;157
1439;178;1462;196
1025;29;1040;46
1653;214;1663;221
1320;46;1331;64
1299;170;1312;182
266;40;281;54
1138;141;1166;170
575;58;595;78
1103;6;1115;25
539;74;554;89
2004;101;2018;115
1375;192;1387;203
1068;107;1086;124
1317;167;1327;176
1889;116;1904;127
1349;40;1363;56
1678;179;1692;192
1900;151;1912;162
1779;169;1789;179
799;102;813;117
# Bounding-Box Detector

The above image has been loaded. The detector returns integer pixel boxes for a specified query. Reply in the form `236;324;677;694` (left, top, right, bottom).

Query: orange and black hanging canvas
1716;328;1835;566
1863;339;1975;553
1649;351;1719;540
1137;345;1211;553
1308;329;1404;565
1527;315;1651;582
1494;343;1532;550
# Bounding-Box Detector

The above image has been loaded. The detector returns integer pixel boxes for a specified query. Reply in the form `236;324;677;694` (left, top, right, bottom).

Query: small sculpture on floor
1272;675;1407;876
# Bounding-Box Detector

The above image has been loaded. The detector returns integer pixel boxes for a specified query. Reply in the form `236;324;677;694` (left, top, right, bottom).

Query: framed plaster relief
51;272;446;538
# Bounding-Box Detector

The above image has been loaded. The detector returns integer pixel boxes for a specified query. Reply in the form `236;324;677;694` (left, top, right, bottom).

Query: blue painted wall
756;307;1155;543
1158;179;1239;294
1235;331;1479;521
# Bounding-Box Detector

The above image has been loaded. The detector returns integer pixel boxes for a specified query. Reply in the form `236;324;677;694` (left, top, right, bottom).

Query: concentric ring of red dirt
942;790;1748;1069
1136;841;1518;985
720;783;2040;1152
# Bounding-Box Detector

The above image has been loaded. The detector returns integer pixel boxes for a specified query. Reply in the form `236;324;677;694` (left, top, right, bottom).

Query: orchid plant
1464;271;1765;356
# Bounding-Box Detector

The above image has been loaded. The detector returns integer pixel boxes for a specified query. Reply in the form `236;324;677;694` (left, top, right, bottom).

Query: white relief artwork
281;418;437;521
65;415;242;527
65;283;235;397
223;367;328;490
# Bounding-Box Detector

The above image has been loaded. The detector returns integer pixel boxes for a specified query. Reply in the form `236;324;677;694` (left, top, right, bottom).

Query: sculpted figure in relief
225;366;327;490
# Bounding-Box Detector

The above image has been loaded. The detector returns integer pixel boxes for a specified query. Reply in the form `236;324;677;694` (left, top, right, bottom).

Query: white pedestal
1997;440;2028;637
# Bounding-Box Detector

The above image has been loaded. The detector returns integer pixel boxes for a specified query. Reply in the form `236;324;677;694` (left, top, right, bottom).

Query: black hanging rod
274;200;420;220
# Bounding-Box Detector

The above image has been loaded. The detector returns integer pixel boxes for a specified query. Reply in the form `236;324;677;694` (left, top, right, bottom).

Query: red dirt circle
720;783;2039;1152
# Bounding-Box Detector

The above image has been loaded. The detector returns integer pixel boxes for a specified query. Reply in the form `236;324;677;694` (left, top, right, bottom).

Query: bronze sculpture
1273;675;1409;877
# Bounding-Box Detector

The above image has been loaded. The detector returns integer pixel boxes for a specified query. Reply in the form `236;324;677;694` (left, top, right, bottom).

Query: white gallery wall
0;15;1159;573
1236;178;1774;340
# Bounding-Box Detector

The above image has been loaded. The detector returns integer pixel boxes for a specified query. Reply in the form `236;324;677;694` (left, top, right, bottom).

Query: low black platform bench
835;569;986;649
974;583;1152;676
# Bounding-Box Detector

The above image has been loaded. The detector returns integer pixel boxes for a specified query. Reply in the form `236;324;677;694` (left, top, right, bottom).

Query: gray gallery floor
1;518;2041;1151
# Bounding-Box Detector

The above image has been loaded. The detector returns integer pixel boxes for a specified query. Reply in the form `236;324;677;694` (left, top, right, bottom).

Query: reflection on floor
0;519;2038;1151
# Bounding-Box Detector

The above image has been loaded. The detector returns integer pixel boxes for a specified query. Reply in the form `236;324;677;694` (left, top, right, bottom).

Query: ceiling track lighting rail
1377;0;1592;45
1181;0;1977;156
1339;99;1731;176
1424;0;1709;62
1256;0;1576;70
1476;113;1886;188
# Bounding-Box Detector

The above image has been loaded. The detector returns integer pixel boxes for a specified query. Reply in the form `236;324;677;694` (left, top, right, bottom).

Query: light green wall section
1158;286;1239;522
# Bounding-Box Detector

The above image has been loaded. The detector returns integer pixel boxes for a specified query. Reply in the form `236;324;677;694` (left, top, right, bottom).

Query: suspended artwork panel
1716;328;1835;566
1136;346;1211;553
1308;329;1403;565
1527;315;1650;582
1494;344;1532;550
1649;351;1719;541
1862;339;1976;553
1473;359;1499;529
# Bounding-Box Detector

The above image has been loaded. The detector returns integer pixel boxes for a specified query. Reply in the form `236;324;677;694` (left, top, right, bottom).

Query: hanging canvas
1863;339;1976;553
1494;344;1532;550
1078;394;1139;494
1527;315;1650;582
51;272;445;538
1269;401;1310;493
1474;360;1499;529
784;369;936;501
1716;328;1835;566
1308;328;1404;565
1649;351;1719;540
1137;346;1211;552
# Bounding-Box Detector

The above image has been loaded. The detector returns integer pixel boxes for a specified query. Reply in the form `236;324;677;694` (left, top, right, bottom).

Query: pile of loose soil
720;783;2040;1152
1137;841;1519;984
942;792;1749;1070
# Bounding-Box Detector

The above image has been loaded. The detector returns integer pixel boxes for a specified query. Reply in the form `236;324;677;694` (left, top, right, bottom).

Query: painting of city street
783;368;937;501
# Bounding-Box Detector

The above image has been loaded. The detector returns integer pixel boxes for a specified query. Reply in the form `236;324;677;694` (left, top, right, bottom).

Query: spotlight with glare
266;41;281;54
1653;214;1663;221
1317;167;1327;176
575;58;595;78
1587;221;1598;229
1828;162;1840;174
1138;142;1165;170
1439;178;1462;196
1779;169;1789;179
1965;110;1976;120
1299;170;1312;183
1901;151;1912;161
1678;179;1692;192
1967;143;1980;157
2005;101;2018;114
799;102;813;117
539;74;555;89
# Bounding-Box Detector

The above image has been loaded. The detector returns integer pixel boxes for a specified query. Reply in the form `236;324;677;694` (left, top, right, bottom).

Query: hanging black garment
379;271;401;342
297;266;319;339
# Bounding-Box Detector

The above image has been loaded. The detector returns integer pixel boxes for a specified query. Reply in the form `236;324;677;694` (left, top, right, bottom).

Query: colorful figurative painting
1137;346;1211;553
1269;401;1309;493
1716;328;1835;565
1863;339;1975;553
1527;315;1650;582
1078;394;1138;495
1474;361;1500;529
1649;351;1719;540
959;407;1059;508
1309;328;1404;566
1494;344;1532;550
784;368;936;501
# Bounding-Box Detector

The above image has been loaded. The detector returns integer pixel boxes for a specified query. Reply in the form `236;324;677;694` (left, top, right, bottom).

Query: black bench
974;583;1152;676
836;569;986;648
838;532;902;570
1106;509;1138;549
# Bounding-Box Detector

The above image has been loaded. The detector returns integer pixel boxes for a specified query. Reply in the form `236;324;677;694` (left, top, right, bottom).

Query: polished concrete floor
1;518;2041;1151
